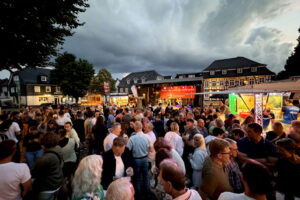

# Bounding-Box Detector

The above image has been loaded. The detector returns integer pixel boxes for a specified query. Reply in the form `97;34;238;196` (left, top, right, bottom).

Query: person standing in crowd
56;110;72;127
164;122;183;156
91;110;100;125
266;121;286;144
103;123;121;152
241;116;254;131
64;121;80;147
105;177;135;200
84;111;94;154
218;159;272;200
291;120;300;134
73;111;85;143
0;140;32;200
92;115;108;154
144;122;156;162
275;138;300;200
107;109;115;128
158;159;202;200
199;138;233;200
153;114;165;137
223;138;243;193
209;118;226;135
102;137;132;189
126;121;152;199
238;123;278;167
263;108;275;131
281;99;300;133
23;126;43;169
190;134;207;189
72;155;104;200
196;119;208;138
31;132;64;199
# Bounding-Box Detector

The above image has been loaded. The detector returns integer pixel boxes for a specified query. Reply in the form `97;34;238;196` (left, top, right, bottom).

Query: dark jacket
102;147;132;189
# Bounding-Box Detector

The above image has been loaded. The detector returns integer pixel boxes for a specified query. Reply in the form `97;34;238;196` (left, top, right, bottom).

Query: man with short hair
144;122;156;162
0;140;32;200
196;119;208;138
102;137;132;189
238;123;277;167
64;122;80;147
281;99;300;133
103;123;121;152
158;159;202;200
218;159;272;200
126;121;152;199
199;138;233;200
56;110;72;126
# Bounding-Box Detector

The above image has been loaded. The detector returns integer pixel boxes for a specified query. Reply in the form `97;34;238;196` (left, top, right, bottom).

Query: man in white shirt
0;140;32;200
64;122;80;147
103;123;121;152
56;110;72;126
143;122;156;162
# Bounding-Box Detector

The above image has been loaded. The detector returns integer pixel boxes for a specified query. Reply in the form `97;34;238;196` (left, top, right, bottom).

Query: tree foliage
0;0;89;73
50;52;94;102
88;68;116;94
276;28;300;80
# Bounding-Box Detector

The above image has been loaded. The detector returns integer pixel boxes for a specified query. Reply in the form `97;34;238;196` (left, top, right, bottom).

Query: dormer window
222;70;227;75
41;76;47;82
179;75;183;79
210;71;215;75
157;76;163;80
141;77;146;83
133;78;138;84
237;68;243;73
188;74;195;78
251;67;257;72
126;79;130;84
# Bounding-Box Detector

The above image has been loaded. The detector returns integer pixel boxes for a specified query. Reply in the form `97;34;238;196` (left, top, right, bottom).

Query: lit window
251;67;257;72
212;81;216;87
204;81;209;87
259;77;264;83
41;76;47;82
237;68;243;73
46;86;51;92
210;71;215;75
222;70;227;75
34;86;40;93
249;79;254;85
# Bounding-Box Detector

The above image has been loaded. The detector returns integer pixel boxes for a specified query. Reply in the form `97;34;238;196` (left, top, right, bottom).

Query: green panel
229;94;237;114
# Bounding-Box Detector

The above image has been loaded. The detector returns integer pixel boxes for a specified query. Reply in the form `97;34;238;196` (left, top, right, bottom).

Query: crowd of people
0;100;300;200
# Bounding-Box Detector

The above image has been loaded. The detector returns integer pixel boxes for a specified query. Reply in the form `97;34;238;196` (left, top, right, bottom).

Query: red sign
104;82;110;93
160;86;196;99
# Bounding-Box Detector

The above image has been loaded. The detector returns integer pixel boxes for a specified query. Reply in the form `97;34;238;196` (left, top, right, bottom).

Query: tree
50;52;94;103
276;28;300;80
0;0;89;73
88;68;116;94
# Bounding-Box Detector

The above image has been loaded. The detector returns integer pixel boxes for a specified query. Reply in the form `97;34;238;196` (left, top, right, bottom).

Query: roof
17;68;51;84
202;66;274;78
204;57;265;71
118;70;161;87
138;77;203;85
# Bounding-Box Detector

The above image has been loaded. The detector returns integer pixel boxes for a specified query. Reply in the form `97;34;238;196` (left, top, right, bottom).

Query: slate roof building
7;68;64;106
202;56;275;105
118;70;162;94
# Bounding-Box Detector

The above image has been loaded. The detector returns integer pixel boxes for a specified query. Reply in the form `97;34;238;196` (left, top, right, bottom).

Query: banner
104;82;110;94
160;86;195;99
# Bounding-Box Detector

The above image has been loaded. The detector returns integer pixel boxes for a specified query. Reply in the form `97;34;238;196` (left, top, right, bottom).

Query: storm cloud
63;0;296;75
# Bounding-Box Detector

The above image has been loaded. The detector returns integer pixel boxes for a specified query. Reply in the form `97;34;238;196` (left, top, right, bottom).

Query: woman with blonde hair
164;122;183;156
189;134;208;189
72;155;104;200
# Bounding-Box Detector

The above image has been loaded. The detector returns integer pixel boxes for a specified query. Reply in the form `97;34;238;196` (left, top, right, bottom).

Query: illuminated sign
160;86;195;99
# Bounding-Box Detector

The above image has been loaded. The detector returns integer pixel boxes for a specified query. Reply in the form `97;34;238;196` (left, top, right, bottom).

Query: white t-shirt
218;192;255;200
114;156;125;179
0;162;31;200
145;131;156;162
56;116;72;126
103;133;118;152
5;122;21;143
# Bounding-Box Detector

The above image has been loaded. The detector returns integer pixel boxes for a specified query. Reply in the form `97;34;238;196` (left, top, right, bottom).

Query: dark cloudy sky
1;0;299;79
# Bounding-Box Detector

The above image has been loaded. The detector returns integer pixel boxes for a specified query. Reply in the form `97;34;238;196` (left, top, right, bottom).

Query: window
222;70;227;75
188;74;195;78
204;81;209;87
179;75;183;79
41;76;47;82
141;78;146;83
259;77;265;83
127;79;130;84
13;75;19;81
235;80;239;86
133;78;138;84
237;68;243;73
251;67;257;72
10;87;15;93
249;79;254;85
125;88;128;93
56;86;60;92
212;81;216;87
230;80;234;86
2;87;7;92
120;88;123;93
210;71;215;75
34;86;40;93
46;86;51;92
219;81;224;86
240;79;244;85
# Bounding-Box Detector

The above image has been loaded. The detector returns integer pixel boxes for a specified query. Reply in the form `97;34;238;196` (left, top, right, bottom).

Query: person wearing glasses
199;138;233;200
224;138;243;193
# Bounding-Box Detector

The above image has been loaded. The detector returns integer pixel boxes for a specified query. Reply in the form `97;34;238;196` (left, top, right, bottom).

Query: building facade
202;57;275;105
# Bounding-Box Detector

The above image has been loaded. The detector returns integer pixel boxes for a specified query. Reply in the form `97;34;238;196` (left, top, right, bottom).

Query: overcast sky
1;0;300;79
